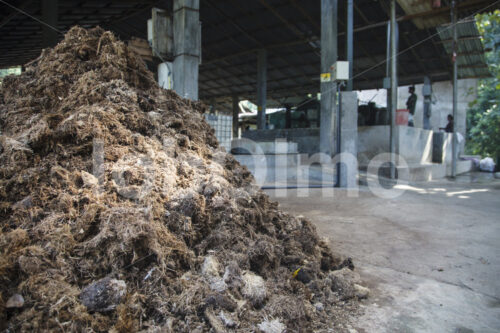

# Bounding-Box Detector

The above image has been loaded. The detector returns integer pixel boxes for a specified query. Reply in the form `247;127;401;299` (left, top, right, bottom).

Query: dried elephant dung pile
0;27;364;332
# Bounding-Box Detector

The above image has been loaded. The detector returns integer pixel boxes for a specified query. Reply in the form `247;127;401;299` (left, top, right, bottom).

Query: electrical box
331;61;350;81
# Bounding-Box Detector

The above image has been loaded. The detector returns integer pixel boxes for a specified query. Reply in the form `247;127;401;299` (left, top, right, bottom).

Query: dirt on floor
0;26;362;332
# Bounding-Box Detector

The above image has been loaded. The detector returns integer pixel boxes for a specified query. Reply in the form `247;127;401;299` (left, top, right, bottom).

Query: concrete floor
265;172;500;333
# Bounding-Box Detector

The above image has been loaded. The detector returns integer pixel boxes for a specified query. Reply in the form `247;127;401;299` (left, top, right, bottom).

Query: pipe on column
389;0;398;179
451;0;458;178
346;0;354;91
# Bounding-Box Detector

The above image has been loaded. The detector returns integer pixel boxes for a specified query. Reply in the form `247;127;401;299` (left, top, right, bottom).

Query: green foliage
466;10;500;160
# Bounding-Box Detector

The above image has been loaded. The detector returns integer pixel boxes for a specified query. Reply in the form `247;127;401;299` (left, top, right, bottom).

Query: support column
339;91;358;187
451;0;458;177
232;95;239;139
320;0;338;157
42;0;58;48
284;104;292;129
257;49;267;130
389;0;398;179
346;0;354;91
173;0;200;100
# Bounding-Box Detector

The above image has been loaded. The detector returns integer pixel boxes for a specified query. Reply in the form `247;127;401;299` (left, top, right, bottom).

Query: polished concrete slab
265;172;500;332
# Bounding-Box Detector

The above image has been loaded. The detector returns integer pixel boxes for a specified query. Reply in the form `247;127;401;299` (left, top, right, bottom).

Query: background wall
357;78;478;137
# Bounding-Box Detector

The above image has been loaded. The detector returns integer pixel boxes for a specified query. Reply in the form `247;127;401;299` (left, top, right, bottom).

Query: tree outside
466;10;500;163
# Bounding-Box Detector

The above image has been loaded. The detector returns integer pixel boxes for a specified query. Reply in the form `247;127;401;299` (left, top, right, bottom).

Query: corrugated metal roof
436;19;490;79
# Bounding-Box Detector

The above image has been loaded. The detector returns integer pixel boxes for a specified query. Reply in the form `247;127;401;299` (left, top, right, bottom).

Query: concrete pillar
232;95;239;139
346;0;354;91
42;0;58;48
257;49;267;130
320;0;338;157
173;0;200;100
339;91;358;187
284;104;292;129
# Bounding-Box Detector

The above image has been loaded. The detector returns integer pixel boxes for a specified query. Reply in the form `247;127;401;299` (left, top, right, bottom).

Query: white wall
397;79;477;136
357;78;478;137
358;125;433;166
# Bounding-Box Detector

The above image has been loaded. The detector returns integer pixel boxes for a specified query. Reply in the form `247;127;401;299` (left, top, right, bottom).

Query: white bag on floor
479;157;495;172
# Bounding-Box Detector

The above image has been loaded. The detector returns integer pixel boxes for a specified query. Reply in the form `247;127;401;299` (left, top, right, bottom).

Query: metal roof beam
458;64;488;69
205;20;316;50
202;53;390;84
202;39;310;66
437;36;482;43
354;70;451;90
201;73;316;93
200;83;319;100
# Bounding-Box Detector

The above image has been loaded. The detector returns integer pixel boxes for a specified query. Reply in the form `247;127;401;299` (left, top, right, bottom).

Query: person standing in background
406;86;417;127
440;114;454;133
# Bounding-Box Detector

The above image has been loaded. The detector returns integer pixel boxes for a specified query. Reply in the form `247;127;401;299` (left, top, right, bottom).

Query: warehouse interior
1;0;499;332
2;0;494;184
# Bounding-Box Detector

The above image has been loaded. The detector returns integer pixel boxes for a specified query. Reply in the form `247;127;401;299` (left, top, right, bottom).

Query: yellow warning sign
320;72;331;83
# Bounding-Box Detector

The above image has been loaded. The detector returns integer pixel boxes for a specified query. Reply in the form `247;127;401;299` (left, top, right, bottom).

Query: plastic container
396;109;409;126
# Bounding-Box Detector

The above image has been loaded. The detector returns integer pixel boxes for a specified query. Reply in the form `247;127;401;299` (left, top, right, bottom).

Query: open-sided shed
0;0;496;109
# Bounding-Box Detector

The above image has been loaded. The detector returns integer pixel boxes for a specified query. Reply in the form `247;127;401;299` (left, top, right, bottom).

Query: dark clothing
406;93;417;115
445;122;453;133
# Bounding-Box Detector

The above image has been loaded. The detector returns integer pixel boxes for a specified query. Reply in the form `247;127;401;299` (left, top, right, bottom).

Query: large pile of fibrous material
0;27;363;332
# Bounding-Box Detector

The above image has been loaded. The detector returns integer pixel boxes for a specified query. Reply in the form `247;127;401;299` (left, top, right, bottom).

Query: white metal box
332;61;350;81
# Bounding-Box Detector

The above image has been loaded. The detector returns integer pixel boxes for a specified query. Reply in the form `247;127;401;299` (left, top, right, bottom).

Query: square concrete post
339;91;358;187
232;95;239;139
42;0;58;48
285;104;292;129
257;49;267;130
173;0;200;100
320;0;338;157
